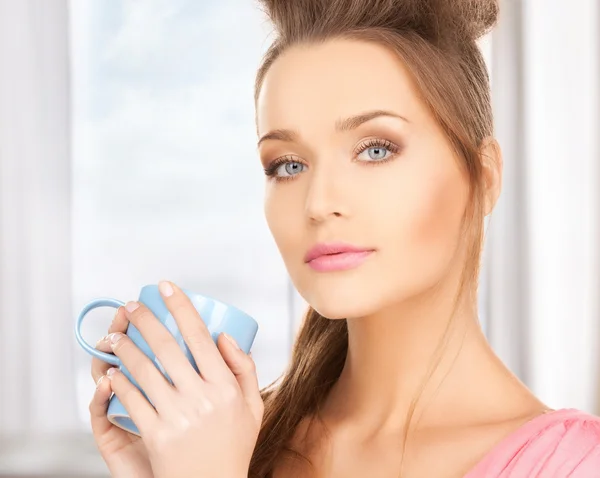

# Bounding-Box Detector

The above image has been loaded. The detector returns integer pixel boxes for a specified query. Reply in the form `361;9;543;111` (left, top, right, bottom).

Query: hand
89;306;153;478
104;281;264;478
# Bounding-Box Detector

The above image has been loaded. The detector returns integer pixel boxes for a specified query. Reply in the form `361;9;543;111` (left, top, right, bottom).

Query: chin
297;280;388;320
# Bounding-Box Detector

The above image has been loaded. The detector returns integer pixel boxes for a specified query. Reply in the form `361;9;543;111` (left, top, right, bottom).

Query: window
70;0;295;428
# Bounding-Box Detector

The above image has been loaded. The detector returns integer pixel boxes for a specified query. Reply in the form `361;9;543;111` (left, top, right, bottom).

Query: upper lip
304;242;374;263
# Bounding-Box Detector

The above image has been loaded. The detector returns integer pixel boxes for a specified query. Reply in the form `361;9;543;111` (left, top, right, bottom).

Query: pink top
465;408;600;477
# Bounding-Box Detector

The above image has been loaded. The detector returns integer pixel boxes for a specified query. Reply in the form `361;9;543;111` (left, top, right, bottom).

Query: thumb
218;333;264;423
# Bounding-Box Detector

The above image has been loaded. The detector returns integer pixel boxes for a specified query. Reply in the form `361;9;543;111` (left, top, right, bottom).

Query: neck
320;273;529;435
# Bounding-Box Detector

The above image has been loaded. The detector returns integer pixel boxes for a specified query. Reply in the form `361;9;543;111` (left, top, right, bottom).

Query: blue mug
75;284;259;436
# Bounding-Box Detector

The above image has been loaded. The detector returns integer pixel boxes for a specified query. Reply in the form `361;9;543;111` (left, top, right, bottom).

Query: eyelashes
354;138;401;163
263;137;403;182
263;155;305;180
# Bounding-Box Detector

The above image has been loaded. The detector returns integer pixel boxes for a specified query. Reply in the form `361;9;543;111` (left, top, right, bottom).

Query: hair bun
454;0;499;40
257;0;499;45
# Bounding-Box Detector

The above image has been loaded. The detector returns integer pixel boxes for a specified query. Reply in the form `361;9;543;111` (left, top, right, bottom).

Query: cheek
264;187;304;264
411;167;466;248
384;156;468;281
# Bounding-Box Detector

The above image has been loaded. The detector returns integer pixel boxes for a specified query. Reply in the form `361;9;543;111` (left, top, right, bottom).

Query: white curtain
0;0;107;475
523;0;600;413
483;0;600;414
0;0;78;434
482;0;531;386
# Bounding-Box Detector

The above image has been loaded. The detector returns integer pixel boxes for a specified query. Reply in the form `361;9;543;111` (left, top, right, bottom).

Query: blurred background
0;0;598;476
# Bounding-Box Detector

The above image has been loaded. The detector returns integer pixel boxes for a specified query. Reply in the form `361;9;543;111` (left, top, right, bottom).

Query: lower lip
307;251;374;272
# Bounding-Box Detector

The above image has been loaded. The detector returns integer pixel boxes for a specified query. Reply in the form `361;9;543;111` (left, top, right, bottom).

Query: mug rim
140;284;258;327
107;412;142;437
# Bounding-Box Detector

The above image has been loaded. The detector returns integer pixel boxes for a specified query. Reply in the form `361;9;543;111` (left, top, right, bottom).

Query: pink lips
304;242;375;272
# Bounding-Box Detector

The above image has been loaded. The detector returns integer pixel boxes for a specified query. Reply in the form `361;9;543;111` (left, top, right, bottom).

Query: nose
304;164;347;223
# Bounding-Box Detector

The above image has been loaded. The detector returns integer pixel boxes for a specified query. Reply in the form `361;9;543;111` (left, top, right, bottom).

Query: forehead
256;38;424;136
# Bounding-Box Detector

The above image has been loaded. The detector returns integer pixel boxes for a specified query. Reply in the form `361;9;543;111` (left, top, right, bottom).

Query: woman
88;0;600;476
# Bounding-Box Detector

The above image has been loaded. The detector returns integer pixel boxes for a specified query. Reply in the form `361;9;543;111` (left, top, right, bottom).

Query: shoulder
467;408;600;477
508;408;600;476
537;408;600;476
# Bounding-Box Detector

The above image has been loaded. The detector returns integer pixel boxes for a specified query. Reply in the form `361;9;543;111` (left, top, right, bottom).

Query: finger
108;306;129;334
91;355;113;384
91;307;128;383
155;281;233;383
108;332;176;413
106;367;158;437
89;375;115;437
217;333;264;424
92;338;113;383
120;300;202;391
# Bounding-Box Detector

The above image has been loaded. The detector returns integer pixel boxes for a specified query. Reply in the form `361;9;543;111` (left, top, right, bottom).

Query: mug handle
75;298;125;366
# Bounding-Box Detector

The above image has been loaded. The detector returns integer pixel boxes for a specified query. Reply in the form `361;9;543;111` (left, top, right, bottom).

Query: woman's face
256;38;470;319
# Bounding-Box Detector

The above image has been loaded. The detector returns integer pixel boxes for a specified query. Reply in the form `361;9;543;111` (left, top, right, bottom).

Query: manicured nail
96;375;104;389
106;368;118;379
95;335;108;346
125;301;139;313
108;332;124;346
158;281;174;297
223;332;240;350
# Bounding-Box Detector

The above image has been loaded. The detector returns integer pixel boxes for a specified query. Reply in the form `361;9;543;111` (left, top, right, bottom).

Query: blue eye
358;146;391;161
264;158;307;181
278;161;305;177
356;139;400;163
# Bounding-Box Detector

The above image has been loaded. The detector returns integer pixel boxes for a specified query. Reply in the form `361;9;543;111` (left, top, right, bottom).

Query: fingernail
125;301;139;313
108;332;124;346
96;375;104;389
95;335;109;346
158;281;174;297
223;332;240;350
106;368;118;379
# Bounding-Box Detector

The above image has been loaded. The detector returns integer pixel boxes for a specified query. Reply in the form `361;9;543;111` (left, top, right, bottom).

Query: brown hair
249;1;499;476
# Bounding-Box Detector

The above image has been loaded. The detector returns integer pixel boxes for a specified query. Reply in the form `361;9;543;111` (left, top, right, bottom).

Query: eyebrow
256;109;409;148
